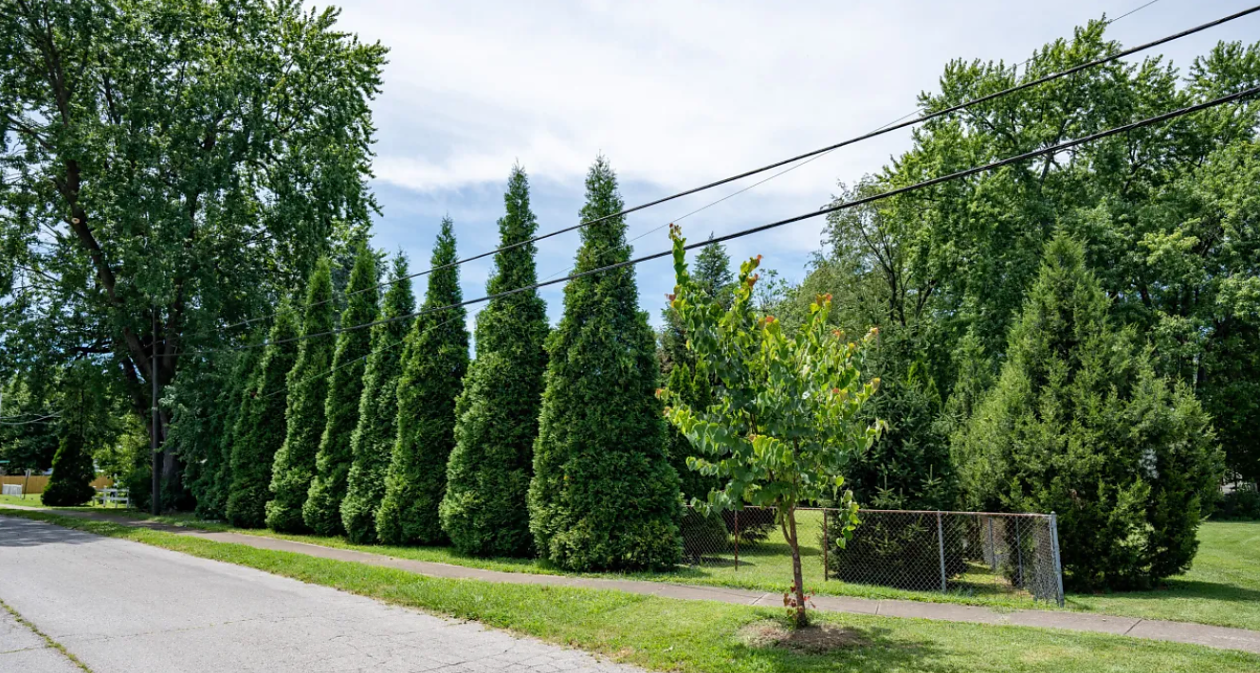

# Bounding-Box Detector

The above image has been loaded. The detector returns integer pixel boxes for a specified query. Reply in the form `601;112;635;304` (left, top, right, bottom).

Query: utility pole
151;305;161;515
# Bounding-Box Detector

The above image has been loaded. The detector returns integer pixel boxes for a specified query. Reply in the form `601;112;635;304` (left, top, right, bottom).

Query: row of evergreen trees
187;159;686;570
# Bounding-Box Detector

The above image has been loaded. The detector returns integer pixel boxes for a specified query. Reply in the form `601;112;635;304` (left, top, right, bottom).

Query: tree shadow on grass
733;621;961;673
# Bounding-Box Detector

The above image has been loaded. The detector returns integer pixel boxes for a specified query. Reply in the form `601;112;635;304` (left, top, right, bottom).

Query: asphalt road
0;515;639;673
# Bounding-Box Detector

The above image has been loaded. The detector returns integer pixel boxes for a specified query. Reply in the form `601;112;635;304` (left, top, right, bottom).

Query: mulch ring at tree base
740;619;871;653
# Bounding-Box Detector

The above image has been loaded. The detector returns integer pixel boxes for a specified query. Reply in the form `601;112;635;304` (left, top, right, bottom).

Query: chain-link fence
679;506;1064;605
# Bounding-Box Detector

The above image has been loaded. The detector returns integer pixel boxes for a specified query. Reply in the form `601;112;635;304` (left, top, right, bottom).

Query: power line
185;3;1259;341
185;85;1260;354
538;0;1179;288
0;413;60;426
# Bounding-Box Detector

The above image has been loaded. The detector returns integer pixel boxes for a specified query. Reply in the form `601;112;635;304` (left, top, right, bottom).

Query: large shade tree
0;0;386;510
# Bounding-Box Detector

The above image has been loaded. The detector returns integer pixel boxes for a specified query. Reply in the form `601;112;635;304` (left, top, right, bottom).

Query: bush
1215;484;1260;521
42;431;97;507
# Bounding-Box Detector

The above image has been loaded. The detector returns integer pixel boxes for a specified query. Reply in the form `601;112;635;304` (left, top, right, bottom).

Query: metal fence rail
679;506;1064;606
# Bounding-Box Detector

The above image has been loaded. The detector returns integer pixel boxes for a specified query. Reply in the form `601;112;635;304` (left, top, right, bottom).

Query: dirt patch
739;620;870;653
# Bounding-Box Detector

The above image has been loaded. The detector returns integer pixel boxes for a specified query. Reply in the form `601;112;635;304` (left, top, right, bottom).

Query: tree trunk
782;506;808;628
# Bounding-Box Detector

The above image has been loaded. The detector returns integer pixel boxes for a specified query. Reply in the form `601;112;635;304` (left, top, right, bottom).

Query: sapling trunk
782;505;808;628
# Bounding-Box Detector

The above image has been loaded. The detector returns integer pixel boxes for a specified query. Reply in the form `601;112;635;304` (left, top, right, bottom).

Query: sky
317;0;1260;337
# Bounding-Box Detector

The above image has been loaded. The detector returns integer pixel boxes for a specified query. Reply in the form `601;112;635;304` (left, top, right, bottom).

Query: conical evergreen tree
304;244;380;535
956;234;1221;589
42;365;103;507
266;260;336;532
341;253;415;543
226;303;300;529
527;156;681;571
440;166;549;556
199;345;261;520
377;218;469;545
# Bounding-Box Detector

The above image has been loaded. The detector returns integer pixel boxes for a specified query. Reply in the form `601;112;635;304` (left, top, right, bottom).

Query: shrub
1215;484;1260;521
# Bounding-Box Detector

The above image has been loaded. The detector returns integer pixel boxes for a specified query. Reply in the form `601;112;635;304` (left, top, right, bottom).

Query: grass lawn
2;508;1256;673
0;493;43;507
9;499;1259;631
1065;521;1260;630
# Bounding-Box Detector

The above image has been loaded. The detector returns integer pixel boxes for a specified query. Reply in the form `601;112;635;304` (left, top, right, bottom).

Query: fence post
1049;512;1065;607
733;510;739;571
936;510;947;593
822;509;829;582
987;516;997;571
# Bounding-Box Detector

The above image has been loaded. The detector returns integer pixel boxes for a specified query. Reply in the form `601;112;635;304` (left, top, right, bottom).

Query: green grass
8;500;1259;631
2;509;1256;673
0;493;43;507
1065;522;1260;630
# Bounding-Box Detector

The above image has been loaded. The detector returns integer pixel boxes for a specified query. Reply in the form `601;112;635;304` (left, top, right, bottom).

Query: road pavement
0;515;640;672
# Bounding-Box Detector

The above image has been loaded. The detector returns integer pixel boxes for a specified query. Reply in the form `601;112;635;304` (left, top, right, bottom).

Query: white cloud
322;0;1260;327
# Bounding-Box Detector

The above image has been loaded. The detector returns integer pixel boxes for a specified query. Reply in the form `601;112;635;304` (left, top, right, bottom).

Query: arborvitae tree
377;218;469;545
341;253;415;543
197;345;261;520
266;260;336;532
528;156;681;571
42;366;104;507
440;166;549;556
956;235;1222;589
304;244;380;535
225;304;300;529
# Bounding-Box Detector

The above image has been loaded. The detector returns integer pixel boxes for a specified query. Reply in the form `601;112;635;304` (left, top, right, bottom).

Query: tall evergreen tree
528;156;681;571
226;304;300;529
440;166;549;556
304;245;380;535
377;218;469;545
266;260;336;532
341;254;415;543
196;347;261;520
956;235;1222;589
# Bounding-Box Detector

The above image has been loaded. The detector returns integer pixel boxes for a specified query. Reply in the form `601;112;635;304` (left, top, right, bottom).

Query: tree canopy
0;0;386;505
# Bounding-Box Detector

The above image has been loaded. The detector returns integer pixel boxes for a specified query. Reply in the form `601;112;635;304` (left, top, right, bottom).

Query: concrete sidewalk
4;504;1260;655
